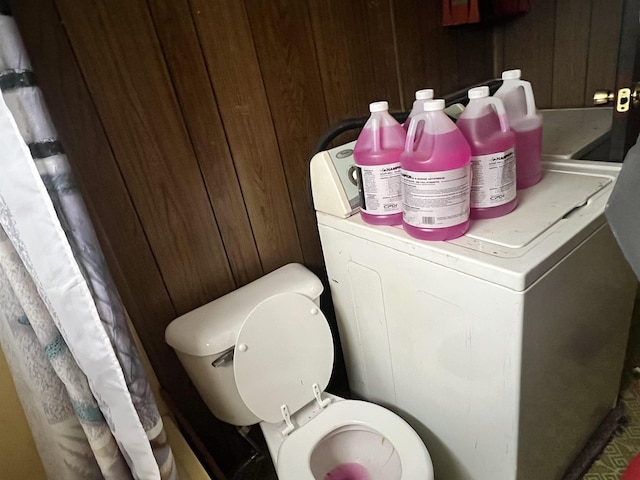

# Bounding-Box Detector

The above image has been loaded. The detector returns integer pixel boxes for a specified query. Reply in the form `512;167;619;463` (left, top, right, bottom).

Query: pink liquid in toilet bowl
324;462;370;480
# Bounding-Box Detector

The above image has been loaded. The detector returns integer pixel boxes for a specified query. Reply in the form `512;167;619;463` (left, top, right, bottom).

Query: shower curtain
0;14;177;480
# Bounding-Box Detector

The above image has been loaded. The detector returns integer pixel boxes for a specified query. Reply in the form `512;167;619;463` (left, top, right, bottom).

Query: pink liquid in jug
401;127;471;241
457;111;518;219
494;69;543;189
354;101;405;226
514;126;543;189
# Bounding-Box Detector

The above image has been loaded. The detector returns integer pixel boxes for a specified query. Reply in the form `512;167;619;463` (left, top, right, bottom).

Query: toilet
165;263;434;480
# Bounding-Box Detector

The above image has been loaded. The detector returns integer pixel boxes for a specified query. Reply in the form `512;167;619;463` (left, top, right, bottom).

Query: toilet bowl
263;394;433;479
165;263;434;480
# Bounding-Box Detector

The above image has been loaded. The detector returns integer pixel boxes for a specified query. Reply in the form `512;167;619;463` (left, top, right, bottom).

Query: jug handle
404;112;434;158
371;115;381;152
485;97;510;133
520;82;537;117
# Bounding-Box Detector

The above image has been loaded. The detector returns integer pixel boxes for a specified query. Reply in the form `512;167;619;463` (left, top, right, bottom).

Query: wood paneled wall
11;0;624;475
493;0;624;109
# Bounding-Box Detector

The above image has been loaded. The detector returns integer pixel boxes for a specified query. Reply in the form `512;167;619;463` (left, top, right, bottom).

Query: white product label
401;165;470;228
357;163;402;215
470;148;516;208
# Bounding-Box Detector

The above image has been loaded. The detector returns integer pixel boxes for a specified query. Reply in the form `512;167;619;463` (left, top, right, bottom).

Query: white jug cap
415;89;434;100
423;99;445;112
468;86;490;99
502;69;522;80
369;101;389;112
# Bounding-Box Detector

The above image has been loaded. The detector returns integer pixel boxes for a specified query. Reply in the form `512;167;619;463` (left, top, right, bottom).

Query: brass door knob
593;83;640;111
593;90;615;105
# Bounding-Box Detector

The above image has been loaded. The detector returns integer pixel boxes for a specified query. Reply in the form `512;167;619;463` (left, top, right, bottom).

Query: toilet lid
234;292;334;423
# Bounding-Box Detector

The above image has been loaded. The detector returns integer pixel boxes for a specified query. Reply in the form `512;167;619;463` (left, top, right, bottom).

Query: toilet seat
234;292;334;425
276;398;434;480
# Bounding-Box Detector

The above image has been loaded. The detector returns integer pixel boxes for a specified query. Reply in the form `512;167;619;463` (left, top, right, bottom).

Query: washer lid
462;170;610;249
234;293;334;424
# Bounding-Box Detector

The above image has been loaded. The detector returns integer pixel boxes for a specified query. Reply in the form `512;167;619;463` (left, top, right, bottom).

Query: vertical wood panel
392;0;443;105
53;0;235;314
307;0;359;122
188;0;304;273
146;0;263;287
455;24;495;89
437;31;463;94
245;0;328;271
310;0;401;120
493;26;505;78
552;0;592;107
433;1;470;96
394;0;494;105
349;0;401;109
502;0;557;108
584;0;624;105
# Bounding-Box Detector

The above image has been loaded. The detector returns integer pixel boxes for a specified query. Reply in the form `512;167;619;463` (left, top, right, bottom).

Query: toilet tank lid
165;264;324;356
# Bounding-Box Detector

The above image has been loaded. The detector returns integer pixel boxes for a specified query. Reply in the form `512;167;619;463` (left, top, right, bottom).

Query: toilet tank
165;263;324;426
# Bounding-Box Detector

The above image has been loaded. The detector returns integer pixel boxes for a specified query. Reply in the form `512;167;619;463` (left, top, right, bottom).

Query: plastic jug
404;89;434;130
400;99;471;241
457;86;517;219
353;101;405;225
494;69;543;189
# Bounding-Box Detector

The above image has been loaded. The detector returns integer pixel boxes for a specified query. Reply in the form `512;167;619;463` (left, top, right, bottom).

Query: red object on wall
443;0;479;26
491;0;530;17
443;0;529;26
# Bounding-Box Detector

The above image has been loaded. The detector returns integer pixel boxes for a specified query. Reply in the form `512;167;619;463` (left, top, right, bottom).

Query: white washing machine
310;109;637;480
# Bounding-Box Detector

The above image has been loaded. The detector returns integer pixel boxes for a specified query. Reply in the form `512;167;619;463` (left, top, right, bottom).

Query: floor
583;288;640;479
583;384;640;479
232;448;277;479
236;288;640;480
